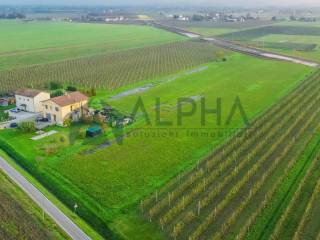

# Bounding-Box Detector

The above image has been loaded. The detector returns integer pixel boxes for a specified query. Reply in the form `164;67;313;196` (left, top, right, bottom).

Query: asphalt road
0;156;91;240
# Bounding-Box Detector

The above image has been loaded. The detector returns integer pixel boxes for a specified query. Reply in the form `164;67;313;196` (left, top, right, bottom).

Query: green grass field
0;20;185;70
0;53;313;239
0;169;67;239
253;34;320;61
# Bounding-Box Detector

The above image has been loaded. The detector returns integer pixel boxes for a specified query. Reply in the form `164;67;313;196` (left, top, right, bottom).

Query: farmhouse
42;91;88;126
15;89;50;113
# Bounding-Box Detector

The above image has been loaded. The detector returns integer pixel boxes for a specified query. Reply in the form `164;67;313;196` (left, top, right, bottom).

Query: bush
0;111;9;122
63;118;72;127
81;115;93;124
18;122;36;133
94;114;105;125
50;81;63;90
51;89;65;98
78;128;87;139
66;86;77;92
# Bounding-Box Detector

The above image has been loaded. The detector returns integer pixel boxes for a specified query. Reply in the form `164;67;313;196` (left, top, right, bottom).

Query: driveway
1;110;40;129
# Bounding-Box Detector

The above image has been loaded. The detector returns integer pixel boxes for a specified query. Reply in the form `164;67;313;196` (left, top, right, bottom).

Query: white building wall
15;95;35;112
15;92;50;113
33;92;50;112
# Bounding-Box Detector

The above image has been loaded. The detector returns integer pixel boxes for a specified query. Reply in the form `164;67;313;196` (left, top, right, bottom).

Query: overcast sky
0;0;319;7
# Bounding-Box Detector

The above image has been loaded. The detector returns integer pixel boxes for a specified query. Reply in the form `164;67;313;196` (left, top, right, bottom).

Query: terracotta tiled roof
15;88;43;98
49;92;88;107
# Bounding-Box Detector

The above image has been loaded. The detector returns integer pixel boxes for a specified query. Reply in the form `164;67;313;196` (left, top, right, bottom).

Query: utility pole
74;203;78;214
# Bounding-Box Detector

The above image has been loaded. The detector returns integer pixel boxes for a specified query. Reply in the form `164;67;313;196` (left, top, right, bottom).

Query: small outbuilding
86;126;102;137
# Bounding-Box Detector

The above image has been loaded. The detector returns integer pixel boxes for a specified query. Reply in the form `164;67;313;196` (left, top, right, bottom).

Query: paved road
0;156;91;240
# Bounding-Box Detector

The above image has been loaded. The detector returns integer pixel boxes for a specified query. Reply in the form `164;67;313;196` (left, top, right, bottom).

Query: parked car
36;117;49;122
10;108;21;113
9;122;18;128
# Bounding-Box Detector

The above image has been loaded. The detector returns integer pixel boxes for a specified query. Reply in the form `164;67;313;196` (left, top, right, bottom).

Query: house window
45;105;48;109
55;107;59;112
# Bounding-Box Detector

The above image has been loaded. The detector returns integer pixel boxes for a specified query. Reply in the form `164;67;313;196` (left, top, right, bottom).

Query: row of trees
271;154;320;239
146;71;319;224
142;71;319;213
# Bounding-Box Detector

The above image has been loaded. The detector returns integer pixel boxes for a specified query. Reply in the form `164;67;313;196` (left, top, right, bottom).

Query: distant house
15;89;50;113
42;91;88;126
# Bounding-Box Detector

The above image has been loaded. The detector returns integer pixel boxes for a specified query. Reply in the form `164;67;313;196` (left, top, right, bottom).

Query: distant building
15;89;50;113
42;91;88;126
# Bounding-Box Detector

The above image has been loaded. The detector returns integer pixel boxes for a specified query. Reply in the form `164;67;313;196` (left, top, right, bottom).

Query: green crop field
0;167;67;239
0;20;185;71
252;34;320;62
0;53;313;239
219;25;320;41
219;24;320;62
159;20;276;37
0;40;220;93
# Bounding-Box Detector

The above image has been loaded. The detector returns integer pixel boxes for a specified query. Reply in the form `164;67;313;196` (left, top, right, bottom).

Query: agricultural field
142;69;320;240
219;23;320;62
0;167;67;239
0;40;219;93
0;53;313;239
158;20;277;36
0;20;185;71
252;34;320;62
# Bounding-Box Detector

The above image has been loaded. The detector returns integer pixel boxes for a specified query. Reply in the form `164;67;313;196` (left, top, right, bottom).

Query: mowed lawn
0;20;185;70
253;33;320;62
0;54;313;239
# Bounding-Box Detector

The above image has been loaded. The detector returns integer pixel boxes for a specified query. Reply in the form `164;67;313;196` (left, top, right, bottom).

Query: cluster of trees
48;82;79;97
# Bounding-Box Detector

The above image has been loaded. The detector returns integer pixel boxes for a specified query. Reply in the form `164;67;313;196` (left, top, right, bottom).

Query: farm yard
0;161;67;240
